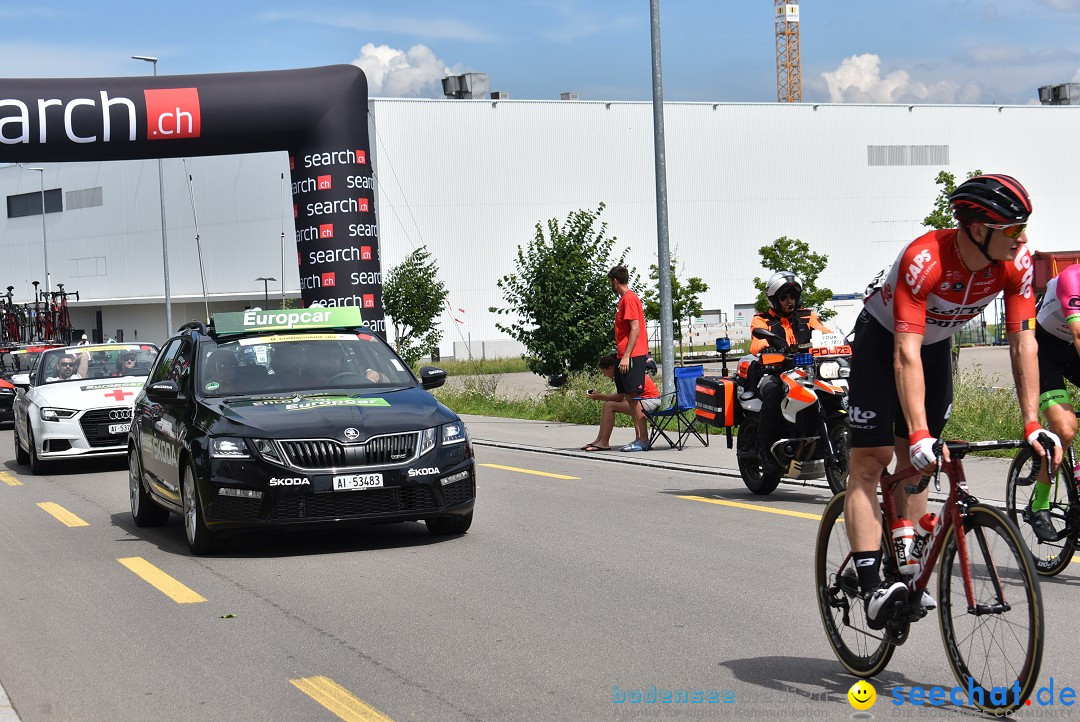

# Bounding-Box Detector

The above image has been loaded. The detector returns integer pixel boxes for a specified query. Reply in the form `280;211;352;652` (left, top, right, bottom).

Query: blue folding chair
639;365;709;450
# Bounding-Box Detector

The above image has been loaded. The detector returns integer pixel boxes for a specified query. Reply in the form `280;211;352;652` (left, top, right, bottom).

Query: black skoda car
127;307;475;553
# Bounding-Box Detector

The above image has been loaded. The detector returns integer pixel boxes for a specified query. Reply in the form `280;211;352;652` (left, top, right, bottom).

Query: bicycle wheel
815;490;895;677
1005;447;1077;576
938;503;1043;714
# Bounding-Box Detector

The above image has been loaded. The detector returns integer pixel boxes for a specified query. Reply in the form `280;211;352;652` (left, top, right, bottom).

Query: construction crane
775;0;802;102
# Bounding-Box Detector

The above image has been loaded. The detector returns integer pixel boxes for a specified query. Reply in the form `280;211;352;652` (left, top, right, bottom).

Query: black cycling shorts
614;355;647;396
847;312;953;448
1036;323;1080;411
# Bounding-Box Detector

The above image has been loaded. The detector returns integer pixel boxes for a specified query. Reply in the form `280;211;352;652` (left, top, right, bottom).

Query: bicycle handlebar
900;436;1054;494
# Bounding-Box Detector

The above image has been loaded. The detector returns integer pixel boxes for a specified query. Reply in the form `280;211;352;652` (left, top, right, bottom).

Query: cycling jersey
1035;264;1080;342
863;229;1036;344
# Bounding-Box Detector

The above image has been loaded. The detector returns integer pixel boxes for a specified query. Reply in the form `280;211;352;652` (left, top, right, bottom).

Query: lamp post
256;277;276;308
24;167;50;297
132;54;173;336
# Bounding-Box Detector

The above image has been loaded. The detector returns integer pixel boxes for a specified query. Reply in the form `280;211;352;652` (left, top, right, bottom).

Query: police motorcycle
734;328;852;495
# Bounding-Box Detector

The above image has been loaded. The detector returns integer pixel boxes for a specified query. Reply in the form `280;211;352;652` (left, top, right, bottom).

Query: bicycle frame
878;440;1029;613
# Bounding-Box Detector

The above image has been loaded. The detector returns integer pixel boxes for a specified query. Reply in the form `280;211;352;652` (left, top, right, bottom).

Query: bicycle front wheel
815;490;895;677
1006;447;1077;576
938;503;1043;714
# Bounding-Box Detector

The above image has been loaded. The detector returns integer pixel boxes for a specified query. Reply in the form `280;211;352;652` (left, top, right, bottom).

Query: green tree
383;246;449;366
642;258;709;348
752;236;835;321
923;168;983;230
490;203;632;379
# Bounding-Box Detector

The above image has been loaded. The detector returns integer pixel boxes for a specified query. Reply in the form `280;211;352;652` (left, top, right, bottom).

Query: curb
470;438;991;505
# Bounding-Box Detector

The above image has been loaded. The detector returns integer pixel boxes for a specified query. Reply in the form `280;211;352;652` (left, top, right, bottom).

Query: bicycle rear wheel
815;490;895;677
1006;447;1077;576
938;503;1043;714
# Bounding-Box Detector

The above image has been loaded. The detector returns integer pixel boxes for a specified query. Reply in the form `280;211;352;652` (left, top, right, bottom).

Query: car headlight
442;421;467;445
419;427;437;457
40;407;78;422
252;438;285;465
209;437;252;459
0;388;14;395
818;361;841;380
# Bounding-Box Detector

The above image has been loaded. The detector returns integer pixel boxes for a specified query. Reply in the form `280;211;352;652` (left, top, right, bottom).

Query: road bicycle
816;440;1044;714
1007;412;1080;576
51;283;78;344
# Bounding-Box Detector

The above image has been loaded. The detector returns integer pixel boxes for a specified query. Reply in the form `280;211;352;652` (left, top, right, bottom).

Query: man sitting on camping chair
582;354;661;452
639;364;709;450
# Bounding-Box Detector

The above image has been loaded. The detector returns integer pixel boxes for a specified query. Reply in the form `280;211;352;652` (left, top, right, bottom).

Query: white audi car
13;343;159;474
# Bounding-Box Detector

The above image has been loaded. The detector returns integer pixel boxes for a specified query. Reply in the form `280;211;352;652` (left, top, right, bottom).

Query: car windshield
197;332;416;397
38;344;158;384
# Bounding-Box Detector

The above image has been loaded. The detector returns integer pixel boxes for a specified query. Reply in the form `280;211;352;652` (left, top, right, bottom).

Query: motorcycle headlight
818;361;841;380
40;407;78;422
209;437;251;459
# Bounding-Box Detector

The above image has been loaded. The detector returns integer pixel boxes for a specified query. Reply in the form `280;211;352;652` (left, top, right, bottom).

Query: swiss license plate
333;473;384;491
108;423;131;435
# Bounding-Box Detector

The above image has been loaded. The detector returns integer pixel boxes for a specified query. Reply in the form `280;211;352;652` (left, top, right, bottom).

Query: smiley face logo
848;680;876;711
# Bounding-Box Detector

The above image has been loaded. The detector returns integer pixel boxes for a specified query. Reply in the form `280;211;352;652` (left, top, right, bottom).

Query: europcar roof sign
213;307;364;334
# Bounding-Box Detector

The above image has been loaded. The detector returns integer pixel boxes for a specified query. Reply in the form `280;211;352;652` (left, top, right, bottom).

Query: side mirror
418;366;447;390
751;327;786;348
146;379;180;401
12;373;30;390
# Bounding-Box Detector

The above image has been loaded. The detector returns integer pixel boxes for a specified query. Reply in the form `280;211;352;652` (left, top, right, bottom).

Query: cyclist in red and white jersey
1029;263;1080;540
846;174;1061;628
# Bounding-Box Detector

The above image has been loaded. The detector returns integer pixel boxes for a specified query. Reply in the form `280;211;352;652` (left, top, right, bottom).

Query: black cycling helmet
950;174;1032;225
765;271;802;315
950;174;1032;262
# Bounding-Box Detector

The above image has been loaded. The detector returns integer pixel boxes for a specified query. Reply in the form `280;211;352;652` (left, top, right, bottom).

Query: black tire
938;504;1043;715
182;465;217;554
27;426;48;475
13;422;29;465
815;490;895;677
737;421;782;495
824;419;850;495
129;448;169;527
1005;447;1077;577
426;511;473;535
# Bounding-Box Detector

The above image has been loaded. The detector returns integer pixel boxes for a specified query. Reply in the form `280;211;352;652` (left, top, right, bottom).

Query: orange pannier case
695;376;742;428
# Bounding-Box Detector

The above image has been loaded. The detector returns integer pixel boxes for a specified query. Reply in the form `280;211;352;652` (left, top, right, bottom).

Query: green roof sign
213;307;365;334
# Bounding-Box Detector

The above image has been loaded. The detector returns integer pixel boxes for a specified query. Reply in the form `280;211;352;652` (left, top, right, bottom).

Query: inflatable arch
0;64;384;332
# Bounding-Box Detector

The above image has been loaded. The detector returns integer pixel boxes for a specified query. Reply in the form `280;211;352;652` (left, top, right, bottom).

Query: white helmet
765;271;803;314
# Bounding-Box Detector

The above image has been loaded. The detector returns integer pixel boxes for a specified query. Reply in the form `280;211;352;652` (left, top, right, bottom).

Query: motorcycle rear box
695;376;742;428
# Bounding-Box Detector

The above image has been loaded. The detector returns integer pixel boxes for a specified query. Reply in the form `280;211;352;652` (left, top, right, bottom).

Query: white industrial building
2;98;1078;354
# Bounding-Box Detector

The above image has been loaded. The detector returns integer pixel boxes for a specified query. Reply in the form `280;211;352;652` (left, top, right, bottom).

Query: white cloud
352;43;458;98
821;53;983;104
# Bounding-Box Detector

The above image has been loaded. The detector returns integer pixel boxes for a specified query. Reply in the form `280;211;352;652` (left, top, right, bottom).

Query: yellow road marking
0;472;22;486
117;557;206;604
677;495;826;521
290;676;394;722
479;463;579;480
36;502;88;527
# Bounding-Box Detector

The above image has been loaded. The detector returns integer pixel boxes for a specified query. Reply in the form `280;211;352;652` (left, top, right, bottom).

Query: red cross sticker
104;389;133;401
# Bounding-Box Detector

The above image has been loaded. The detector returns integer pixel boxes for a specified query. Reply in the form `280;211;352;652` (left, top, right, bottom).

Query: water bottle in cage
891;517;917;575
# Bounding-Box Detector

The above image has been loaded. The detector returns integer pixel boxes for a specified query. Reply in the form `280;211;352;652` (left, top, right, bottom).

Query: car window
148;339;184;385
198;332;416;397
39;344;159;384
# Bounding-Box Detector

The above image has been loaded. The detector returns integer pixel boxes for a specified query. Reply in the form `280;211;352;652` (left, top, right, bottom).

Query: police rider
845;174;1060;629
750;271;832;475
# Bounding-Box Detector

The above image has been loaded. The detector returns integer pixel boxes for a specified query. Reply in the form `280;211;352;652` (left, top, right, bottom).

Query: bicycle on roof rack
816;438;1046;715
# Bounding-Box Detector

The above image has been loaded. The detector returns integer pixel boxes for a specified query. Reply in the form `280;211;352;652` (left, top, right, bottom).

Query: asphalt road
1;422;1078;721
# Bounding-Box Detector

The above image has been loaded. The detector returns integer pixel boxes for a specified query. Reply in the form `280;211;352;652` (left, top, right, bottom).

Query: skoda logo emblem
343;428;360;440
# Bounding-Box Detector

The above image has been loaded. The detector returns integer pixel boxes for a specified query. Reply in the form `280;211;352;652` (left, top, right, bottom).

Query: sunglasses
58;362;73;367
778;291;799;301
984;222;1027;240
122;358;136;363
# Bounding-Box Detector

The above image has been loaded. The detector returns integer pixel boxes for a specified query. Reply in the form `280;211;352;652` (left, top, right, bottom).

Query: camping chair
639;364;709;450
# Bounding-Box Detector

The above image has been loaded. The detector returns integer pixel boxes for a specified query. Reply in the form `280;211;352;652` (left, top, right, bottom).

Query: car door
156;338;194;499
138;339;182;501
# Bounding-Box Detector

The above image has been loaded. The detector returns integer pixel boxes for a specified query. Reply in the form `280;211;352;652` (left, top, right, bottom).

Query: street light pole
256;277;276;308
25;167;50;297
132;54;173;336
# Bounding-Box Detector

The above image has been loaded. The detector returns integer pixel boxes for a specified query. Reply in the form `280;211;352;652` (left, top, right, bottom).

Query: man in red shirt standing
609;265;651;452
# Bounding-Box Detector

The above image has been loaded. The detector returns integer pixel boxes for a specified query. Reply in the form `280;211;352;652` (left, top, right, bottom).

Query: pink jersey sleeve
1056;263;1080;323
1002;246;1037;333
890;240;943;335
